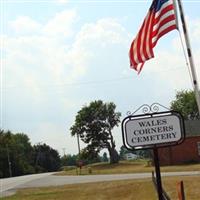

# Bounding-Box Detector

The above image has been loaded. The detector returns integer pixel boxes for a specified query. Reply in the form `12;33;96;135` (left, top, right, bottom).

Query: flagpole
176;0;200;115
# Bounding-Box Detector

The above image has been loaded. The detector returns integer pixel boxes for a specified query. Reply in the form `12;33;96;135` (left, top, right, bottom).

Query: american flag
129;0;178;73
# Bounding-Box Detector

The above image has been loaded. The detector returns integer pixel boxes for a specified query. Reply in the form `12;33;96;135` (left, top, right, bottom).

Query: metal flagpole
176;0;200;115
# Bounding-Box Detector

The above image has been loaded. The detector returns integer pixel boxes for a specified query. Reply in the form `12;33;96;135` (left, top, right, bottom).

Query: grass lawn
2;179;156;200
2;176;200;200
163;176;200;199
58;160;200;175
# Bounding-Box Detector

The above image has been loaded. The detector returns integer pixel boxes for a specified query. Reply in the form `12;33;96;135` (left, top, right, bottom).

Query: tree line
0;130;61;178
0;130;110;178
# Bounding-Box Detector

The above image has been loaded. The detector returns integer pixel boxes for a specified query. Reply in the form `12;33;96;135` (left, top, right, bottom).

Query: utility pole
62;148;66;156
77;134;82;175
77;134;81;156
35;142;42;168
6;144;12;177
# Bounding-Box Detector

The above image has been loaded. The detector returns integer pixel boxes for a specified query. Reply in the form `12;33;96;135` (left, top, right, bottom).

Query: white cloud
56;0;69;4
76;18;128;45
43;10;77;37
5;9;78;91
9;16;42;34
66;18;129;80
5;14;129;94
191;21;199;39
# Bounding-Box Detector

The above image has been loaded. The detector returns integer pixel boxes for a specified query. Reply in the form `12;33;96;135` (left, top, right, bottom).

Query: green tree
0;130;62;177
102;152;109;162
135;149;152;159
70;100;121;164
0;130;12;177
61;154;78;166
0;130;35;178
170;90;199;120
33;143;61;172
11;133;35;176
79;145;101;165
119;145;130;160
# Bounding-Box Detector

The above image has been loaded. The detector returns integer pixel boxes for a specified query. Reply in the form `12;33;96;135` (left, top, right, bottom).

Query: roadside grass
163;176;200;200
58;160;153;175
2;176;200;200
58;160;200;175
0;179;157;200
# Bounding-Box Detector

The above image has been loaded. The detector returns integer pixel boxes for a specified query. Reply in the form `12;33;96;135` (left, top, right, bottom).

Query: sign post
153;147;163;200
121;104;185;200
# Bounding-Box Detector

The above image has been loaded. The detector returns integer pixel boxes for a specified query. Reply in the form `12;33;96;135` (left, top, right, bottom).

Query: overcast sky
1;0;200;156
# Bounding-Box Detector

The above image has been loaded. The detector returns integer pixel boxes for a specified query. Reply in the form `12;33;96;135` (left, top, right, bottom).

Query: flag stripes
129;0;178;73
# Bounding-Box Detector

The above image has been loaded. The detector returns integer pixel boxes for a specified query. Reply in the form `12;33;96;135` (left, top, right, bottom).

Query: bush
183;160;199;165
61;166;76;171
88;167;92;174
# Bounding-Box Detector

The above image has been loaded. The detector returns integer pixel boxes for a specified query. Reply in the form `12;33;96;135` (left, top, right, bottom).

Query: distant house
124;153;138;160
158;120;200;165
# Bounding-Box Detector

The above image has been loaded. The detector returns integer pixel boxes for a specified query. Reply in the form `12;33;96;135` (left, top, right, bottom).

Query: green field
58;160;200;175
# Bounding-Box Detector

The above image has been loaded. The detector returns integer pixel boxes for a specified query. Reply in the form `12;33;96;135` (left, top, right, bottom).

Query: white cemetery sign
122;111;185;150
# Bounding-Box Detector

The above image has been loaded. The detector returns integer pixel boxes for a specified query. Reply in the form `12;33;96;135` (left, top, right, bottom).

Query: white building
124;153;138;160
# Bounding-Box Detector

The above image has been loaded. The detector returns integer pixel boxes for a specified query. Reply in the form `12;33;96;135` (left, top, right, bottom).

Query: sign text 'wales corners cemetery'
122;111;185;150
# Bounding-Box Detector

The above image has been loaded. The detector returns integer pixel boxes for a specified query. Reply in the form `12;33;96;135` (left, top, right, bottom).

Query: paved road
1;171;200;197
0;172;54;197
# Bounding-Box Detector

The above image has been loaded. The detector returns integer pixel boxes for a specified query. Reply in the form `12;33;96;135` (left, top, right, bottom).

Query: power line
2;76;133;90
2;66;187;91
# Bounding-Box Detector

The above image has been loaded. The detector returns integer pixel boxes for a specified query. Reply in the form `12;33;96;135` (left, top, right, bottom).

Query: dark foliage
170;90;199;120
0;130;61;178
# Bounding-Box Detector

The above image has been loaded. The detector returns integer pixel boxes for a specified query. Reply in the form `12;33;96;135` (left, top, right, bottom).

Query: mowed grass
163;176;200;200
0;179;157;200
2;176;200;200
58;160;200;175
